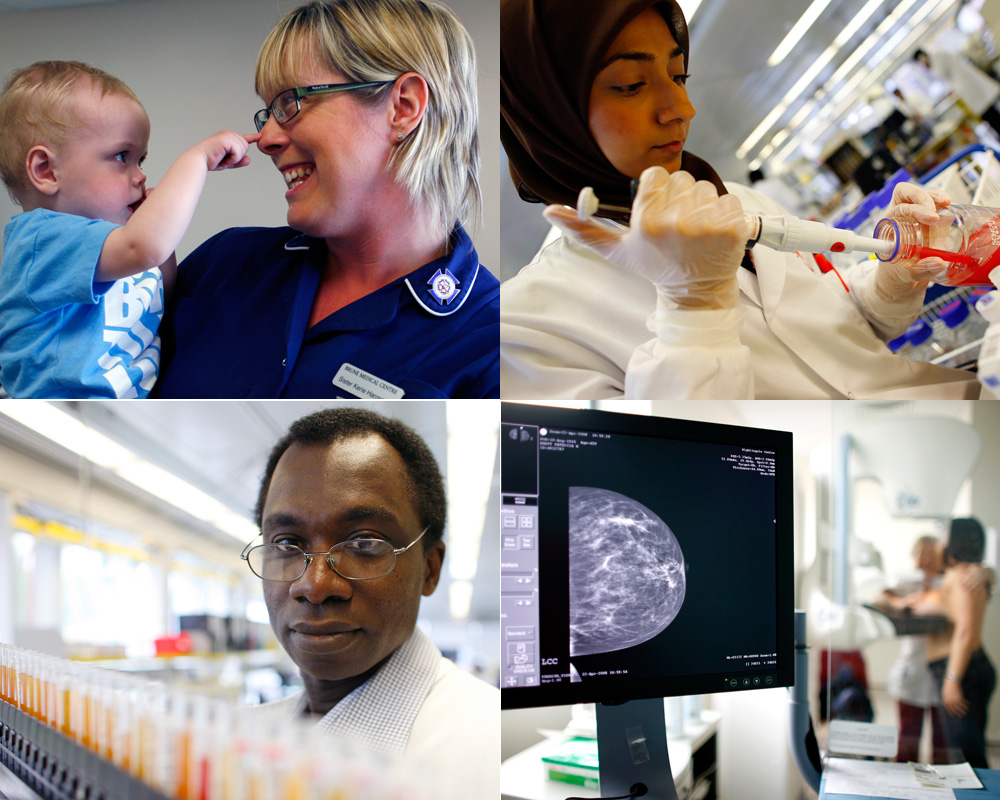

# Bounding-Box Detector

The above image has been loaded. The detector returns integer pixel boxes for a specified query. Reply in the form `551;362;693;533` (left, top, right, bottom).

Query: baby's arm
96;130;259;282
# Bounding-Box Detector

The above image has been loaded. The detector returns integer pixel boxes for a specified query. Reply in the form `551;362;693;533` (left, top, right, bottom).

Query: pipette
576;186;896;259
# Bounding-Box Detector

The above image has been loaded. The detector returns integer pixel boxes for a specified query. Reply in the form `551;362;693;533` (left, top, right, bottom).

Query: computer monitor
500;403;795;799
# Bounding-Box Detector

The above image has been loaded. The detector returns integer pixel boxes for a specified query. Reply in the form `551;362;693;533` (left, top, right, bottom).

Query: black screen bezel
500;402;795;710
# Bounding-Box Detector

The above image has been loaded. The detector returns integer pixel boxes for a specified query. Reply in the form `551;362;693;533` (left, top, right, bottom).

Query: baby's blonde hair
255;0;480;237
0;61;142;203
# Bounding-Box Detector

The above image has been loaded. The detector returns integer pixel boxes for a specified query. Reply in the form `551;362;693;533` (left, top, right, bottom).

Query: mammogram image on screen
568;487;686;659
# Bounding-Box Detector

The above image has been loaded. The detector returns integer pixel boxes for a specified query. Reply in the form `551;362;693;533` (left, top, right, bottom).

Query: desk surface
819;766;1000;799
500;712;719;800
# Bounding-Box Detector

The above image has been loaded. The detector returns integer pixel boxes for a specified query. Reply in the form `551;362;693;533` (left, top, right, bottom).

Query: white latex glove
874;182;952;303
543;167;747;309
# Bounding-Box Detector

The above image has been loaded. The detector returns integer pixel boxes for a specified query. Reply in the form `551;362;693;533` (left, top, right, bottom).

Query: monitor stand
596;699;680;800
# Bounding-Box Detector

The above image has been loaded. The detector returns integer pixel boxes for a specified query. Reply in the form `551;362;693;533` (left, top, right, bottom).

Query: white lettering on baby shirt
98;272;164;398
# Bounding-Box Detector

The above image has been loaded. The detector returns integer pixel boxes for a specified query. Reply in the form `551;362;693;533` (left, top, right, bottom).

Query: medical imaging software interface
501;418;781;696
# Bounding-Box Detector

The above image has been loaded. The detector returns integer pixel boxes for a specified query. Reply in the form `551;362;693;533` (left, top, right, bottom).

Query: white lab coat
401;657;500;799
499;184;981;399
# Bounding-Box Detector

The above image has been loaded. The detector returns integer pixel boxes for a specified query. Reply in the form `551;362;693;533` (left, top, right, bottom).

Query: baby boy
0;60;257;398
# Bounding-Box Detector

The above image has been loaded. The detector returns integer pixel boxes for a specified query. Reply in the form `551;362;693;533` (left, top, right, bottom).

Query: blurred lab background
500;0;1000;282
0;401;499;706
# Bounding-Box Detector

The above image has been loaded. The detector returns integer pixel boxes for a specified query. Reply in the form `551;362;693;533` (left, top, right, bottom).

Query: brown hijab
500;0;729;220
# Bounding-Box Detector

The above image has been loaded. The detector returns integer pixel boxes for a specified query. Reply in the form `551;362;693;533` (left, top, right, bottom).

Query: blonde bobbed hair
255;0;481;237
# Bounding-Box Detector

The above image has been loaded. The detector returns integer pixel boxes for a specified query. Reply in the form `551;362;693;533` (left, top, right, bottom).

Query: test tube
14;650;23;712
1;645;9;705
110;674;134;772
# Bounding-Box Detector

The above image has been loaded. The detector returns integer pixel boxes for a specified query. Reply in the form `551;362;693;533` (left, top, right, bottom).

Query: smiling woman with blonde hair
155;0;498;399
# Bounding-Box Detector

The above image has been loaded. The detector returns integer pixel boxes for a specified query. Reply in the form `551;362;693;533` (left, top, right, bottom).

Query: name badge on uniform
427;268;461;305
333;363;405;399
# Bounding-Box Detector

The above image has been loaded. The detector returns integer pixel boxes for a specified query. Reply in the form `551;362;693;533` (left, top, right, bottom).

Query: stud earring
397;131;404;140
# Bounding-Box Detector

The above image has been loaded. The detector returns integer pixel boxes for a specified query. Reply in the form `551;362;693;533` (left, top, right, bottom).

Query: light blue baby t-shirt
0;209;164;398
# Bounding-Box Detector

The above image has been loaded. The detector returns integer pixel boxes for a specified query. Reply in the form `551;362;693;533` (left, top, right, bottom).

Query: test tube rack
0;698;171;800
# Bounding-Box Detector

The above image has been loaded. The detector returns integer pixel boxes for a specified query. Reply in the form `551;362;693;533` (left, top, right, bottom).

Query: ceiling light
767;0;835;67
738;0;887;160
0;401;133;468
762;0;939;171
770;0;950;169
0;402;254;542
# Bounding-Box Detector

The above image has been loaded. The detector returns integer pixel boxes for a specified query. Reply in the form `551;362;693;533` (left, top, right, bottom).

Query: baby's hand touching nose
197;130;263;171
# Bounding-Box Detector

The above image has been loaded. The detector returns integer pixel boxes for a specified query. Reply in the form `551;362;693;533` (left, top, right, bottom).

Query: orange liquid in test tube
25;672;34;719
47;679;57;728
177;729;192;800
105;704;115;761
83;691;93;750
69;688;82;742
39;677;50;723
60;687;71;736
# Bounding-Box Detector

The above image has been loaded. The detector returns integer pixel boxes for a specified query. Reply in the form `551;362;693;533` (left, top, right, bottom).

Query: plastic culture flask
874;204;1000;286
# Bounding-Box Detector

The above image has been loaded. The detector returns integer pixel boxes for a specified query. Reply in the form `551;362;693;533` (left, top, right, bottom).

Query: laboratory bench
501;710;719;800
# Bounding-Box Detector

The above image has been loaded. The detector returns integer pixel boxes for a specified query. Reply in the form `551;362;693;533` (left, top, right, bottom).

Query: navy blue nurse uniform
153;224;499;398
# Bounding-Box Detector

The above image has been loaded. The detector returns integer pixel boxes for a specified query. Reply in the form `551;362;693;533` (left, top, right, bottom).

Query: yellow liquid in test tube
282;773;305;800
138;713;150;781
25;674;36;718
69;688;82;742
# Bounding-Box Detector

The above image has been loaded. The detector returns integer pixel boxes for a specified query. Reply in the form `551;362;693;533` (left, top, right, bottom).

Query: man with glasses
243;406;498;797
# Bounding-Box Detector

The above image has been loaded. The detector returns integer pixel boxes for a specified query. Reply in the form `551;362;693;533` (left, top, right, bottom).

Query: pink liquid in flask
875;204;1000;287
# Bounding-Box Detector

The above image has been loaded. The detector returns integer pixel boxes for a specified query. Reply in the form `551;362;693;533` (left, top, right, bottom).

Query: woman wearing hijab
499;0;981;399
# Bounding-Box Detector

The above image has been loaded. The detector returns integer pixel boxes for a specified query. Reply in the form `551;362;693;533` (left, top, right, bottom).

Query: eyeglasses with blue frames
254;80;395;132
241;526;428;582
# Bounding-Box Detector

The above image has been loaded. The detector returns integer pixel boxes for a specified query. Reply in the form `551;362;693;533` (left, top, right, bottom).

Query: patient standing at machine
912;518;996;767
879;535;948;763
